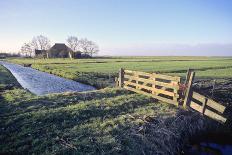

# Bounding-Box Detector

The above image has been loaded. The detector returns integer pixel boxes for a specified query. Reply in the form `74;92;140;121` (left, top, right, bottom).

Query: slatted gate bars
116;68;227;123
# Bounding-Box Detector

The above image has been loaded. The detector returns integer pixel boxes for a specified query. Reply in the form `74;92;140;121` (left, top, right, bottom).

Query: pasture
7;56;232;88
1;56;232;154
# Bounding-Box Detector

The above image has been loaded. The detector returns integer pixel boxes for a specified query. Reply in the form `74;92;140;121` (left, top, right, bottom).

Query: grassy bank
0;64;221;155
7;57;232;88
1;57;231;154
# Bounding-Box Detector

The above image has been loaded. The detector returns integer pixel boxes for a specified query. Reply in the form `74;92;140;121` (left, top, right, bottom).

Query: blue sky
0;0;232;56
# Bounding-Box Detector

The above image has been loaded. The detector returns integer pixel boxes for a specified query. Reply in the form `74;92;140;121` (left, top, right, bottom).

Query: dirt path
0;61;95;95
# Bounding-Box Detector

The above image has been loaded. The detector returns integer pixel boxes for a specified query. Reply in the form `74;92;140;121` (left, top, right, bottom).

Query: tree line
21;35;99;58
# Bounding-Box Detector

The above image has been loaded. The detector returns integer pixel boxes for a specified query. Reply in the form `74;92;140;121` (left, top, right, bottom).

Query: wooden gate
182;69;227;123
116;68;227;123
118;69;180;105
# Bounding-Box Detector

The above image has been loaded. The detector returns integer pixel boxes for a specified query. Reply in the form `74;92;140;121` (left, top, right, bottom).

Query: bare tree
21;43;33;57
78;38;99;57
67;36;79;51
88;41;99;57
31;35;51;58
66;36;79;59
78;38;89;55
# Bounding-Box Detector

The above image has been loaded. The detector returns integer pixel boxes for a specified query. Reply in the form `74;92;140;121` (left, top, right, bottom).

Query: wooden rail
189;91;227;123
118;68;180;105
116;68;227;123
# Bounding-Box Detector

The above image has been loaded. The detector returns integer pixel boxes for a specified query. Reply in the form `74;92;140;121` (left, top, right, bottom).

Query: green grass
1;57;231;154
0;64;182;154
6;56;232;88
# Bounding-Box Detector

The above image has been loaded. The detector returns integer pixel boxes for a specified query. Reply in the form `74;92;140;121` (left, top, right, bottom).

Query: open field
0;63;207;154
6;57;232;88
1;57;232;154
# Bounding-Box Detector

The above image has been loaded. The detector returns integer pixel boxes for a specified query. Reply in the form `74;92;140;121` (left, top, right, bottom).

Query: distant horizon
0;0;232;56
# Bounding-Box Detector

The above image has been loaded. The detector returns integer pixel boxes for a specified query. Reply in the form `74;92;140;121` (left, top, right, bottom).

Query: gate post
183;71;195;108
118;68;124;88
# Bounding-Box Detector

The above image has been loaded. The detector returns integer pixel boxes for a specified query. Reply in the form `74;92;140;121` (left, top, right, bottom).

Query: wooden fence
116;68;227;123
182;69;227;123
189;91;226;123
118;68;181;105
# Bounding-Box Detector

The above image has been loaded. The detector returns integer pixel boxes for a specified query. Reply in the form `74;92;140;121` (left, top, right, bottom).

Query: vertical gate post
183;71;195;108
184;69;193;86
118;68;124;88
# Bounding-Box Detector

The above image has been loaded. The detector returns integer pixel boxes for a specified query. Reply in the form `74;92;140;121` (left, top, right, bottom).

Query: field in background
7;56;232;88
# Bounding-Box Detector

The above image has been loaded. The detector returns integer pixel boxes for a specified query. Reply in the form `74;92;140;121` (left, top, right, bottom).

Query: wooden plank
207;99;226;114
189;101;202;113
155;81;179;89
204;109;227;123
184;69;194;85
201;98;207;114
152;73;181;82
124;85;178;105
124;81;153;91
192;92;206;103
183;71;195;108
124;70;152;77
192;92;226;113
124;75;179;89
124;81;178;97
124;69;180;82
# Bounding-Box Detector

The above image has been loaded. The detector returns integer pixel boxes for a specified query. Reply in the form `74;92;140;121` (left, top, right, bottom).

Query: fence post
184;69;193;86
201;98;207;114
118;68;124;88
183;71;195;108
115;77;119;87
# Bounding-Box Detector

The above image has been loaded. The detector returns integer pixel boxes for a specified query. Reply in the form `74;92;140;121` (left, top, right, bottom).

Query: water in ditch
0;61;96;95
183;132;232;155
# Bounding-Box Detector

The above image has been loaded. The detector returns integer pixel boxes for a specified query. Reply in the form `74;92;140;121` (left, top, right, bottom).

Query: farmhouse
49;43;73;58
35;50;47;58
35;43;73;58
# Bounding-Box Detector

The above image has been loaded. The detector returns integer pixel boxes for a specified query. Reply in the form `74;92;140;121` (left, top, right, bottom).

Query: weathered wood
124;75;179;89
124;85;178;105
207;99;226;114
152;73;181;82
190;100;227;123
124;70;152;77
123;69;180;106
184;69;193;85
204;109;227;123
118;68;124;88
192;92;206;103
124;70;180;82
183;71;195;108
201;98;207;114
121;69;227;123
189;101;202;112
192;92;226;113
124;81;178;97
190;91;227;123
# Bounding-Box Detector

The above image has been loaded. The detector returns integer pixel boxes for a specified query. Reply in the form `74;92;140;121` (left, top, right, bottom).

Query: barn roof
50;43;73;52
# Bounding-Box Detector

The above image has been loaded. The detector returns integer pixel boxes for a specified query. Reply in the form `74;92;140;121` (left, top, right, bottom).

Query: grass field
6;56;232;88
0;63;199;154
1;57;232;154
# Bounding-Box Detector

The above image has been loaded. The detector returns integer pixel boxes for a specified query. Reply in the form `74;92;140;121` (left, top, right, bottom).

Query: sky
0;0;232;56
